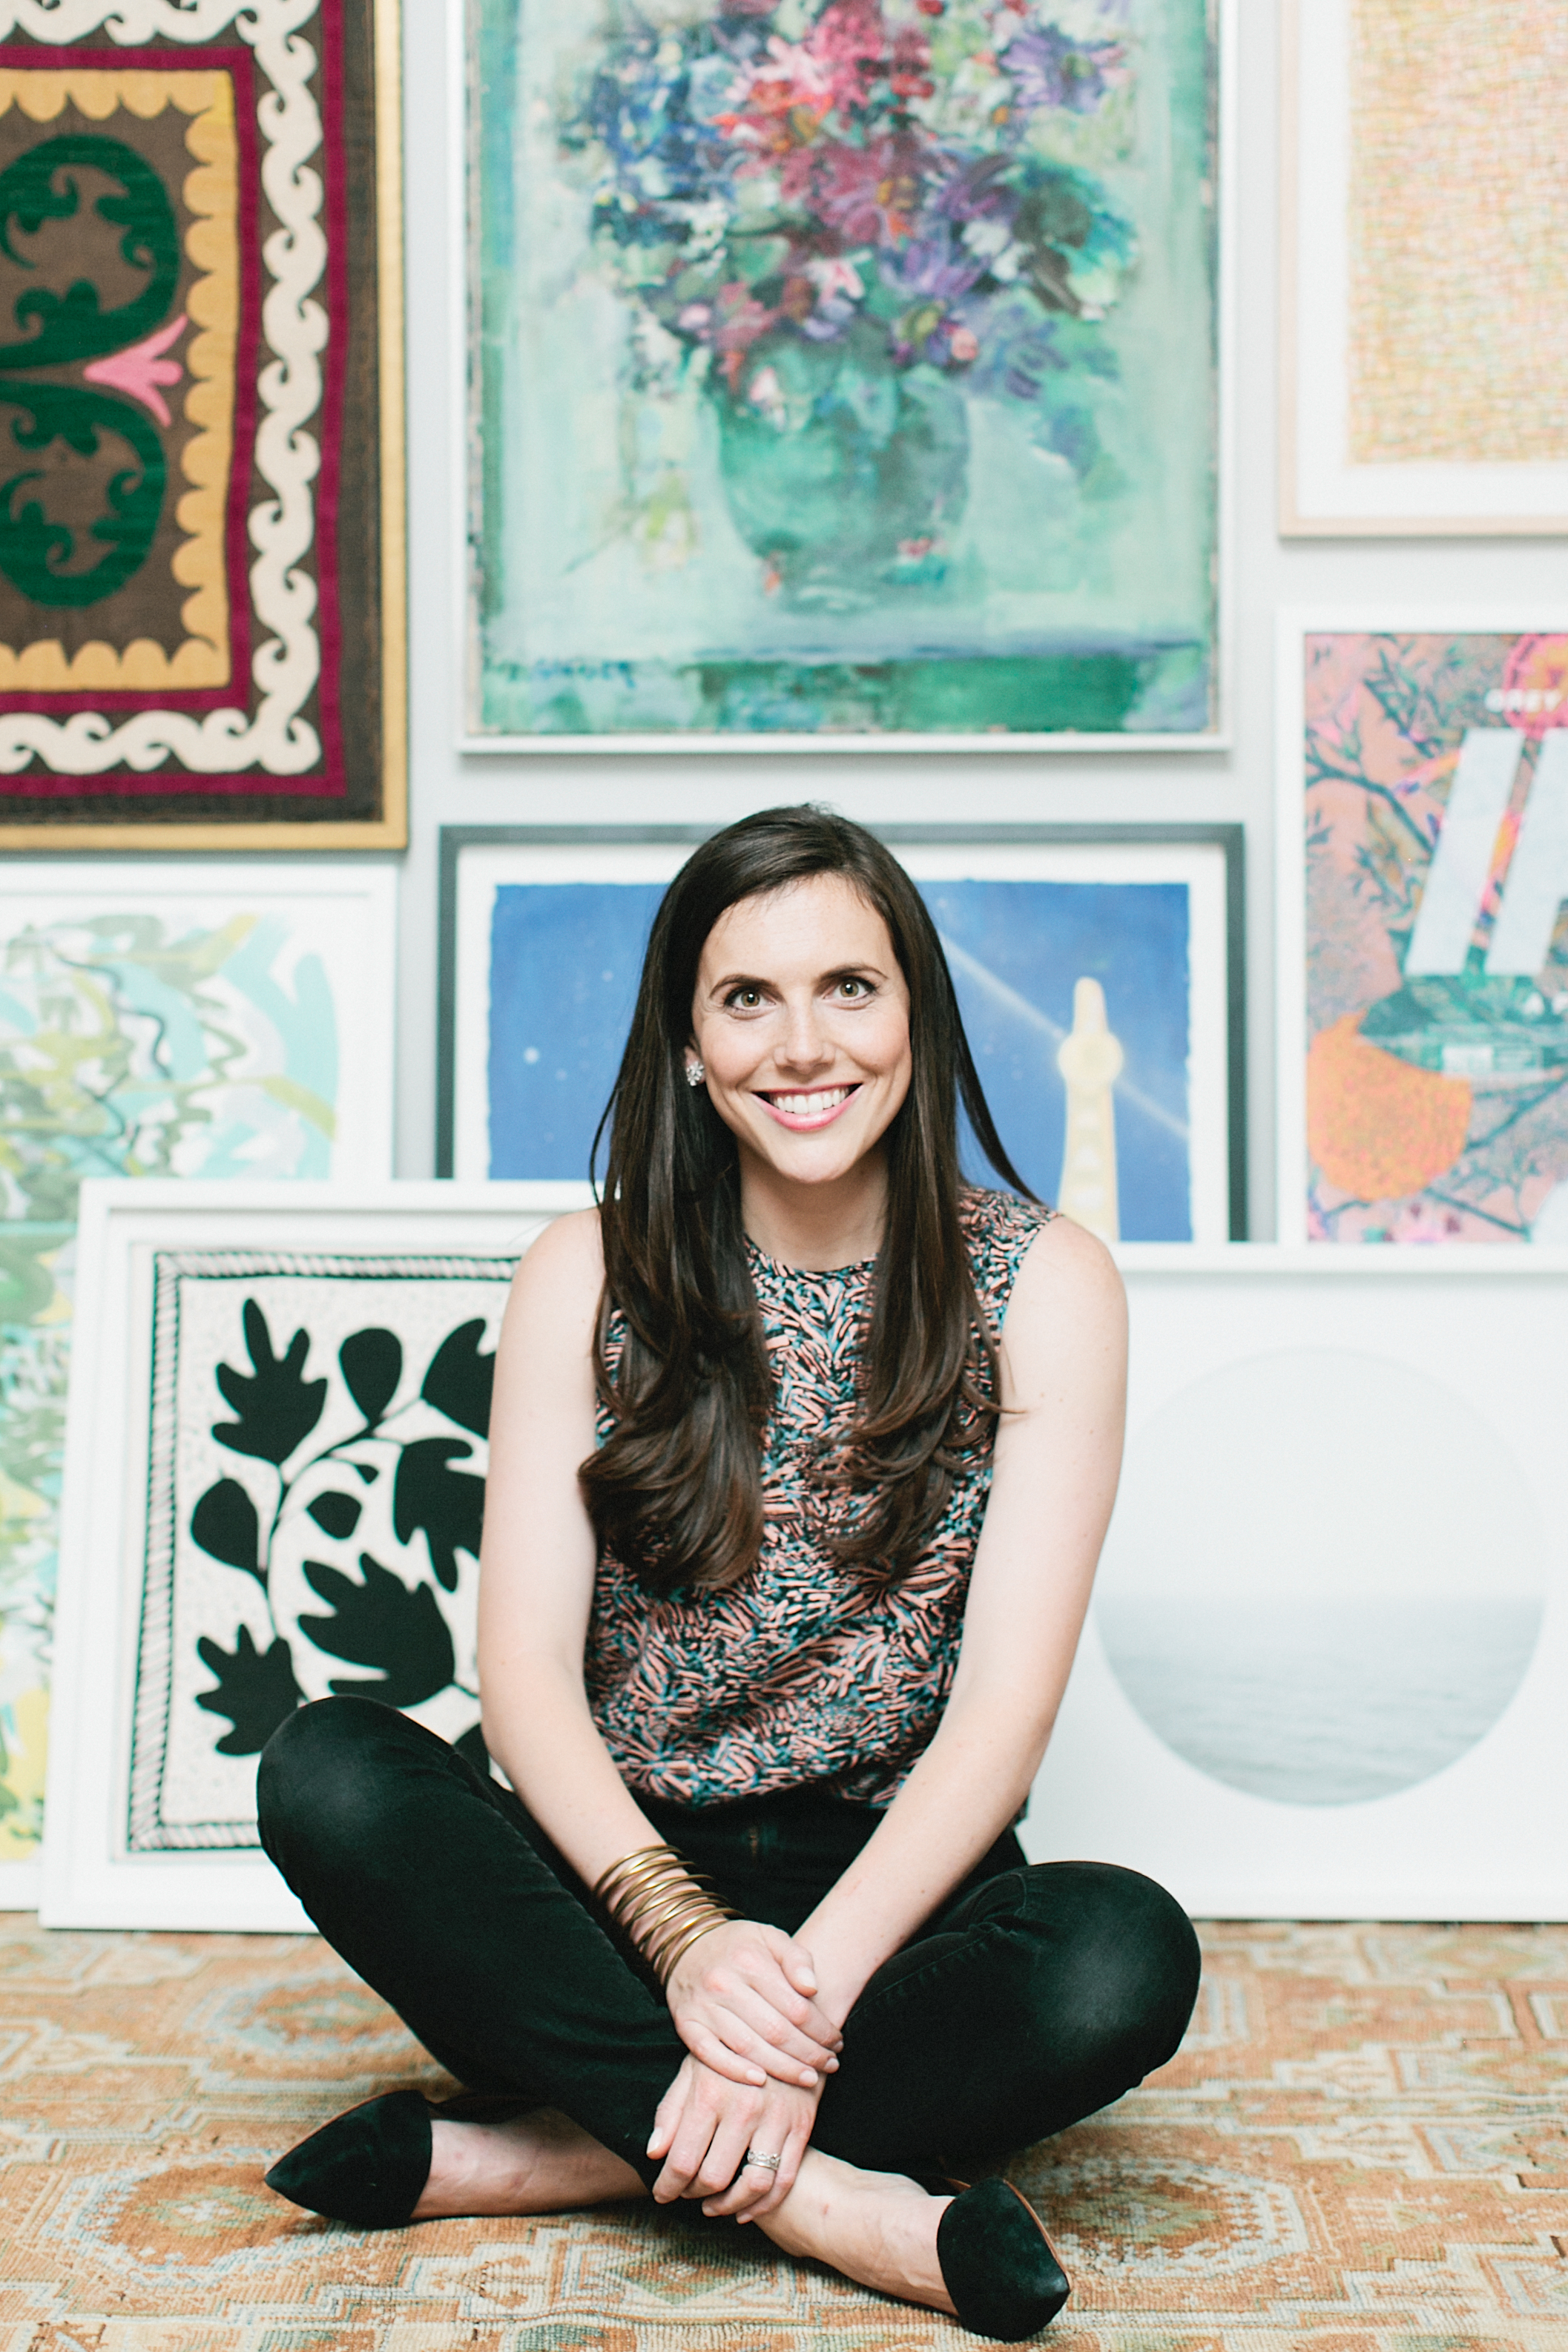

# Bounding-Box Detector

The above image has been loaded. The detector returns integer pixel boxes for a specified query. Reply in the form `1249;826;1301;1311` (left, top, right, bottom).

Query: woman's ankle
415;2109;646;2218
755;2150;954;2313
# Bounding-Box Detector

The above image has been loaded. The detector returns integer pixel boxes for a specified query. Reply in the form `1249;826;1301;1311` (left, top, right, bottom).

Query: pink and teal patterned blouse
584;1187;1055;1809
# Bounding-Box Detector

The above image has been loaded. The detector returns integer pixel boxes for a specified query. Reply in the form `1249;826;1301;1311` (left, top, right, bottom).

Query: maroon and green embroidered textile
0;0;400;840
585;1187;1055;1808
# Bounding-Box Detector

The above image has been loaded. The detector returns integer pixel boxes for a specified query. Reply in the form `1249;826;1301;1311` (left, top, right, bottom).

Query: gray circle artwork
1095;1348;1546;1806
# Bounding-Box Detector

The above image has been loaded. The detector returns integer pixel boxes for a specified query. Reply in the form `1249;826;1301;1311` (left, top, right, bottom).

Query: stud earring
685;1060;706;1087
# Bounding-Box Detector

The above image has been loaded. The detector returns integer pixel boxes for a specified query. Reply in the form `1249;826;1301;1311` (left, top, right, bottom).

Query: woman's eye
838;977;870;1000
730;986;763;1009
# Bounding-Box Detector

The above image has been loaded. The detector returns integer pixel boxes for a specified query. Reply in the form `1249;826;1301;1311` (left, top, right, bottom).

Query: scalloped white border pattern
0;0;324;775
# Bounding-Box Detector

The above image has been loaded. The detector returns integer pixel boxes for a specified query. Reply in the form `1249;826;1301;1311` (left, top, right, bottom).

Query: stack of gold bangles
592;1842;739;1983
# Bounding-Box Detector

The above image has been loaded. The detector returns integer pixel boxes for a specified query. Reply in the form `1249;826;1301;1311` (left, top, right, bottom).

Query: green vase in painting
713;330;969;610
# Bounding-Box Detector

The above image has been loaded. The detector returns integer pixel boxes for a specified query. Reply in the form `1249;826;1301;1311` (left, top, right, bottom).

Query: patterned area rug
1;1914;1566;2349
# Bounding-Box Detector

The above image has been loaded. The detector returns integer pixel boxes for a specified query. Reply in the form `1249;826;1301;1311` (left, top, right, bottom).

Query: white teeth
771;1087;850;1116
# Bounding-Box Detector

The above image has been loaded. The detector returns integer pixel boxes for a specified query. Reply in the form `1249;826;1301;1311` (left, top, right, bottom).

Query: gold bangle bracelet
602;1870;690;1931
614;1877;704;1940
599;1865;691;1920
592;1844;680;1907
646;1888;737;1966
620;1891;710;1947
600;1874;682;1922
652;1911;731;1983
591;1842;737;1979
609;1863;704;1920
636;1897;722;1954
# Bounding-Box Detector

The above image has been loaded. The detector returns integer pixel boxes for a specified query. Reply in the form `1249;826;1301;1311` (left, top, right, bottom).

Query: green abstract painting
467;0;1220;741
0;872;392;1873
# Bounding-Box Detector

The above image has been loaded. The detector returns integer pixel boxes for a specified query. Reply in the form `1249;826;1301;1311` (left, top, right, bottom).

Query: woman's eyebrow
706;967;771;993
706;961;891;993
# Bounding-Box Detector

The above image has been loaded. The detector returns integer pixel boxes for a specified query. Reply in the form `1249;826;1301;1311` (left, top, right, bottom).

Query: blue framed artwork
463;0;1227;748
438;826;1245;1240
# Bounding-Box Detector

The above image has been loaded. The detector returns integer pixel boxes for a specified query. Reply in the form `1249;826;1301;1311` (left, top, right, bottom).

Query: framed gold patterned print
1281;0;1568;536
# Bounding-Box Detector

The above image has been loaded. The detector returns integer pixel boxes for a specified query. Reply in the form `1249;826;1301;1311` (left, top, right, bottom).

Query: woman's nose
775;1000;831;1068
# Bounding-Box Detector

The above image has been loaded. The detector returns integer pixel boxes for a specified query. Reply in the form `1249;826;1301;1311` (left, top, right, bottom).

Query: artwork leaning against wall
467;0;1222;744
42;1187;588;1933
0;868;394;1897
438;826;1245;1241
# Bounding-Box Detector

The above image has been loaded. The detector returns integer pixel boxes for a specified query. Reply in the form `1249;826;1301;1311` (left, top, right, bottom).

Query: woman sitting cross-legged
257;805;1200;2342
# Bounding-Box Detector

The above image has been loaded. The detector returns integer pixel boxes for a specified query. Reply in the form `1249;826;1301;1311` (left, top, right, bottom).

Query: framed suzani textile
0;0;406;846
1279;613;1568;1245
464;0;1225;748
0;863;395;1908
438;824;1246;1241
1032;1250;1568;1918
42;1182;590;1931
1281;0;1568;536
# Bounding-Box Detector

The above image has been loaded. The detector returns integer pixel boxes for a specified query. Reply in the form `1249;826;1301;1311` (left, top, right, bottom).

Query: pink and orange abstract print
1299;628;1568;1242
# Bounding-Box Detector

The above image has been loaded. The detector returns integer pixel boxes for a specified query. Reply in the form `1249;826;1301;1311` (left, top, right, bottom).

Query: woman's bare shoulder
508;1205;605;1312
1001;1213;1126;1389
1021;1208;1121;1287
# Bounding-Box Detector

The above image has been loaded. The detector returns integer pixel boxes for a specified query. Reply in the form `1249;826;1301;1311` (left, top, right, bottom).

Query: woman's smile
757;1083;863;1130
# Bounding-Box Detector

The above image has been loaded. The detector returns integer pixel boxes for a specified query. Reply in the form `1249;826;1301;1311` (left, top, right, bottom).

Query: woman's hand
648;2053;821;2220
665;1917;843;2089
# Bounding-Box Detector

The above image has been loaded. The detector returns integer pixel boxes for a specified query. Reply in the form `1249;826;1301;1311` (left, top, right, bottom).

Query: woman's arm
478;1210;839;2093
791;1215;1128;2026
477;1210;656;1874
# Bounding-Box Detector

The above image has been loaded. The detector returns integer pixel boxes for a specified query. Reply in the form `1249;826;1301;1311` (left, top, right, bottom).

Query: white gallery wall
389;0;1568;1225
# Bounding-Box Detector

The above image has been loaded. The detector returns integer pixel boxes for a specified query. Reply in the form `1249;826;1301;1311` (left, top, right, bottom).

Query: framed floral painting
1279;613;1568;1243
464;0;1226;747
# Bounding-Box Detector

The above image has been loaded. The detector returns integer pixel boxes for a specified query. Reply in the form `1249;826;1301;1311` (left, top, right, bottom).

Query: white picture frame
0;864;397;1913
1027;1246;1568;1919
41;1180;592;1933
438;825;1247;1244
1277;609;1568;1246
1281;0;1568;536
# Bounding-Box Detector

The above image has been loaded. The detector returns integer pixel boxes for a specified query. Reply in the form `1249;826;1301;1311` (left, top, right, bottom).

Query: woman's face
689;873;914;1193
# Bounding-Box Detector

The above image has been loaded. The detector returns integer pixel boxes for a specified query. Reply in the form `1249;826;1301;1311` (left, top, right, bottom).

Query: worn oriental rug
0;1915;1566;2350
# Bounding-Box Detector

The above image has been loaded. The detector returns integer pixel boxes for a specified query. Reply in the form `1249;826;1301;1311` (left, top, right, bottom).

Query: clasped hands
646;1916;843;2220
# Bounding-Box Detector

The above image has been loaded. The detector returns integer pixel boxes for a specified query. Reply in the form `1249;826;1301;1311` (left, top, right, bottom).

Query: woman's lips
757;1083;861;1130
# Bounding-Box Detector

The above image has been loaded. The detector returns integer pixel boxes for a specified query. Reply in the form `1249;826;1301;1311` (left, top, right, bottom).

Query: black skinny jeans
258;1698;1200;2190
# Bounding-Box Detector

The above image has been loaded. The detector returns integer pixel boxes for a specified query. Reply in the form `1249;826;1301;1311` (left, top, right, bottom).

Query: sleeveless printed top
584;1187;1055;1809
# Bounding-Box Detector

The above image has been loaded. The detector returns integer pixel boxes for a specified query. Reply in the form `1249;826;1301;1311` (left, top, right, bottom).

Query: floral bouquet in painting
565;0;1136;600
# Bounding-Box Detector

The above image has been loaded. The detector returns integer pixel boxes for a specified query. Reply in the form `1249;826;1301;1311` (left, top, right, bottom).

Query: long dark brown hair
579;806;1037;1592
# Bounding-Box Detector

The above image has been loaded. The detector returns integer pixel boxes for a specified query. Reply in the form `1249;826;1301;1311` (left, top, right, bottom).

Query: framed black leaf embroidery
127;1245;530;1857
45;1184;590;1932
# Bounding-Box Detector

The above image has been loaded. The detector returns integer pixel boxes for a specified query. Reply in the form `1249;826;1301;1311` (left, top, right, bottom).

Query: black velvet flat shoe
266;2089;545;2227
935;2176;1071;2341
265;2088;434;2227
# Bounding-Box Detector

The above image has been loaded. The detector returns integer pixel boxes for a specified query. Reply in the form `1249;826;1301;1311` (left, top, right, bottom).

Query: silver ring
742;2148;782;2171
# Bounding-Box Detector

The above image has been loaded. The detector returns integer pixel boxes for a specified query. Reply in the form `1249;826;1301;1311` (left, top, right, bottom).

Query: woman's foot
755;2148;956;2316
412;2106;647;2218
